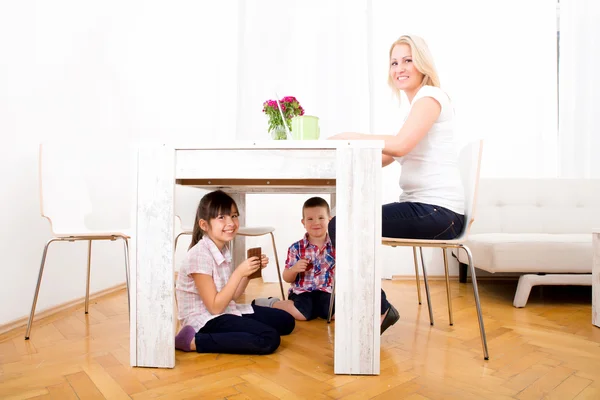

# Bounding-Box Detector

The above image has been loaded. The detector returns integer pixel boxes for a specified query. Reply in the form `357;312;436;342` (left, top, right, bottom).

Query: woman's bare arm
329;97;441;158
382;154;395;167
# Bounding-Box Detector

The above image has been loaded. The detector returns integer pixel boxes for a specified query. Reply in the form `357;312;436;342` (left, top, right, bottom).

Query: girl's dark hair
189;190;238;249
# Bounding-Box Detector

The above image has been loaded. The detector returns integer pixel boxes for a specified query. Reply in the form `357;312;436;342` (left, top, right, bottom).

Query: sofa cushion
472;179;600;234
455;233;592;274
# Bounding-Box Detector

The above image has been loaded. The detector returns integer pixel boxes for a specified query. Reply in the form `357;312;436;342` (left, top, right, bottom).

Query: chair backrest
175;185;207;232
457;140;484;240
39;143;93;235
471;178;600;234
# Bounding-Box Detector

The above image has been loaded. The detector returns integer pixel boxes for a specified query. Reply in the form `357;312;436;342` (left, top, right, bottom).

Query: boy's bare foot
272;300;307;321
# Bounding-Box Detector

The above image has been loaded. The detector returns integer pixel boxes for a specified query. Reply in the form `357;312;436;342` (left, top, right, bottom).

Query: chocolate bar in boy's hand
247;247;262;280
305;257;314;271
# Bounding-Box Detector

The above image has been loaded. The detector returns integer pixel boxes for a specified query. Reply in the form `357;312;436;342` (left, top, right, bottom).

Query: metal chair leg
173;232;188;310
269;232;286;300
123;237;130;315
412;247;422;305
25;238;60;340
461;245;489;360
85;240;92;314
327;280;335;323
419;247;434;326
174;232;187;252
442;248;454;326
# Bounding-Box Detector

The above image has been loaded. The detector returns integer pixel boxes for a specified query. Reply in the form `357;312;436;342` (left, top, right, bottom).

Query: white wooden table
593;229;600;328
129;141;383;375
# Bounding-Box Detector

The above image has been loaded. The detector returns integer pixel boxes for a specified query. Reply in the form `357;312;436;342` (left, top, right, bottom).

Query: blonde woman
328;35;465;333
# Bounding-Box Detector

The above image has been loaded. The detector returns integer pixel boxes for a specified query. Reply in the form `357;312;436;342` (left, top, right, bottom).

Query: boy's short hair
302;197;330;217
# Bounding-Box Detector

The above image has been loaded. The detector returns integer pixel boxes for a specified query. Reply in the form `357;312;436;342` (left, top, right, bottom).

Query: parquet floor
1;279;599;399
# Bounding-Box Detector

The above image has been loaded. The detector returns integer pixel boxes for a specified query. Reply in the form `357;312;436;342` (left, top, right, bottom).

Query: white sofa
454;179;600;307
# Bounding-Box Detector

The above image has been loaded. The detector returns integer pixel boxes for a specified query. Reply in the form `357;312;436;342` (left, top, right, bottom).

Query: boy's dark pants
288;289;392;319
288;290;333;320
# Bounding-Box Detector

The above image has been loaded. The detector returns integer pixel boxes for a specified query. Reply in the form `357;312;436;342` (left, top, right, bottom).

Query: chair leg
327;280;335;323
174;232;187;253
419;247;434;326
85;240;92;314
460;245;489;360
268;232;286;300
25;238;60;340
173;232;189;310
412;247;422;305
122;237;131;315
442;248;454;326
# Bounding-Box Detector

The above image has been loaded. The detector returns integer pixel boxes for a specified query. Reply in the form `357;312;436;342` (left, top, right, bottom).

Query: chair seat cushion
454;233;592;273
55;231;130;238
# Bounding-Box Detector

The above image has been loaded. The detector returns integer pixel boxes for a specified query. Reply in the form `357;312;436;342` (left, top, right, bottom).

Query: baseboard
0;283;127;338
390;274;520;282
391;275;457;281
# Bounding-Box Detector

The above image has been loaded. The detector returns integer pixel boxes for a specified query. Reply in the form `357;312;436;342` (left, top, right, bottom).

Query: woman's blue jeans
328;202;465;314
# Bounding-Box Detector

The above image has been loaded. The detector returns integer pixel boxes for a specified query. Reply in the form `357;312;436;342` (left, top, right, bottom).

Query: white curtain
236;0;373;283
233;0;559;280
371;0;558;179
558;0;600;178
114;1;240;142
235;0;371;139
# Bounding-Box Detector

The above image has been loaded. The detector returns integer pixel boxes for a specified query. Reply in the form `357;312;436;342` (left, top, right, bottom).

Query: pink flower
262;95;305;134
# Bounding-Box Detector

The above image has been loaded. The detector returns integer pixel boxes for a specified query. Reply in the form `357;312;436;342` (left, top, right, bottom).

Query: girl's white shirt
176;235;253;331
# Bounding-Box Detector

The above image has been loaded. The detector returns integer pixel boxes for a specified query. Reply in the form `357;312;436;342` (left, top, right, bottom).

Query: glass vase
269;125;288;140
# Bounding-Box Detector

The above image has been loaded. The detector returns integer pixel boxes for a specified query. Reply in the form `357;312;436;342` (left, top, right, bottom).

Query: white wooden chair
174;186;286;300
25;143;130;339
383;140;488;359
326;140;489;360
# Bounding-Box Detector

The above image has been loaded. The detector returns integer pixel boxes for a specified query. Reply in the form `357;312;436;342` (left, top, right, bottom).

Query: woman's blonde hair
387;35;440;98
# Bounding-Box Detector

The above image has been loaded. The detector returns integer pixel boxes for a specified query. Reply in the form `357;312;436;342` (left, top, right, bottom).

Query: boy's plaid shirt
285;233;335;295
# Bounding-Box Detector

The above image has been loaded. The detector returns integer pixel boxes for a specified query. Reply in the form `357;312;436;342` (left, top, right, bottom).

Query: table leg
593;232;600;328
334;147;382;375
231;193;246;271
131;145;176;368
330;193;336;216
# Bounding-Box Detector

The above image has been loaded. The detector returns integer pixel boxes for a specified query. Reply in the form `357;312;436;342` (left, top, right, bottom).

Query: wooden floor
1;279;599;400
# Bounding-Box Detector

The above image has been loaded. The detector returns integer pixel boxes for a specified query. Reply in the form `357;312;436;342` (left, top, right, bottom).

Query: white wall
0;1;239;326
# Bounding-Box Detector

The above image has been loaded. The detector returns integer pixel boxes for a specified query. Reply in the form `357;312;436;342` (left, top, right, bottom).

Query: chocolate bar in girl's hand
247;247;262;280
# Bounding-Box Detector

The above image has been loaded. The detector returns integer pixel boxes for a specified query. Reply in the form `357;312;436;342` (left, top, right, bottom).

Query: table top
141;140;385;150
